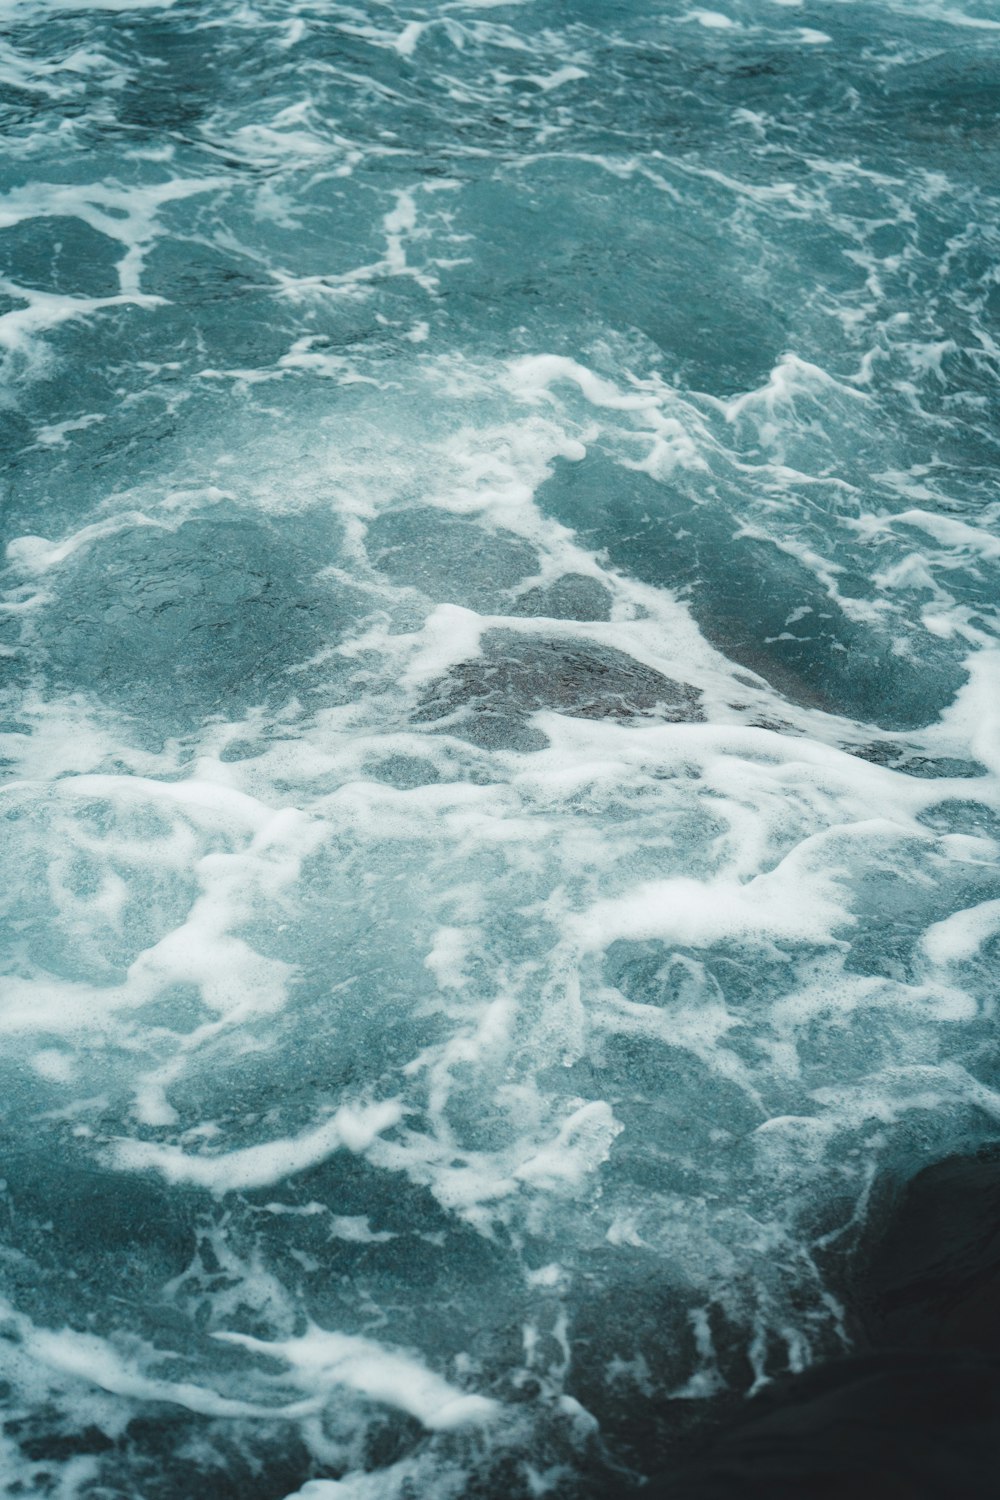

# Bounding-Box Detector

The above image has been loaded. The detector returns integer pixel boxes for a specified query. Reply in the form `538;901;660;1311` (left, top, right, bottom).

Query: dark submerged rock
657;1352;1000;1500
852;740;986;780
860;1146;1000;1354
535;452;969;731
416;631;704;750
638;1146;1000;1498
509;572;614;622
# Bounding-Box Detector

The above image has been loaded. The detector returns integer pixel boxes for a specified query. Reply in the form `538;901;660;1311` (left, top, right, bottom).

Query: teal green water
2;2;1000;1495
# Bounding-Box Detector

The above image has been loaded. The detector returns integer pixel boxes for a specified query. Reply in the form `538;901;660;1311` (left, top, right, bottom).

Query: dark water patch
859;1145;1000;1355
76;1415;316;1500
918;800;1000;841
367;508;539;613
0;1146;204;1343
446;172;787;393
33;513;365;737
563;1268;751;1476
536;454;967;730
509;573;613;623
115;22;224;134
852;742;987;779
646;1141;1000;1498
0;216;122;299
654;1351;1000;1500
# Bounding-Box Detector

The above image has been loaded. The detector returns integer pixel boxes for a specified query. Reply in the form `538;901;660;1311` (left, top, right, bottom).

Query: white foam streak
215;1326;500;1430
514;1102;623;1191
108;1100;405;1192
3;1298;315;1421
570;864;845;954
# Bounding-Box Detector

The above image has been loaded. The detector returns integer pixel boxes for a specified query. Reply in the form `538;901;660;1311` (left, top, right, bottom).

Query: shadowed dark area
646;1147;1000;1498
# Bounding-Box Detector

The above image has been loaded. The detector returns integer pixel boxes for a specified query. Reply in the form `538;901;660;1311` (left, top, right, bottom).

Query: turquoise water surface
2;1;1000;1495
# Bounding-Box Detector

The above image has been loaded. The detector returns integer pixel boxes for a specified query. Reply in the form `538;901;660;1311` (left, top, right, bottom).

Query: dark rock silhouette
644;1147;1000;1498
509;572;614;622
416;631;704;750
861;1146;1000;1354
658;1352;1000;1499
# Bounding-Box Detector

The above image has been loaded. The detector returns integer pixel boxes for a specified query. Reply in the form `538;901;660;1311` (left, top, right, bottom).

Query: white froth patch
17;1;179;9
425;926;476;991
514;1101;623;1191
506;353;659;414
5;512;167;574
30;1049;76;1083
0;283;163;380
0;775;329;1070
383;190;417;275
34;412;105;446
108;1100;404;1193
499;353;712;484
570;866;845;954
396;603;486;690
282;1474;421;1500
132;1065;181;1128
394;20;426;57
923;900;1000;966
430;408;589;531
725;352;870;440
935;649;1000;776
215;1325;500;1430
0;175;223;321
328;1216;396;1244
891;509;1000;561
527;65;588;92
683;10;739;28
6;1298;311;1421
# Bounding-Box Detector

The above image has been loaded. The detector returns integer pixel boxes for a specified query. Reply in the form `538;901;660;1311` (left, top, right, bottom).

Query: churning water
2;1;1000;1495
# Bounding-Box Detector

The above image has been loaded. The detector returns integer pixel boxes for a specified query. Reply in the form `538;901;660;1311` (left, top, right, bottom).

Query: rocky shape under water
659;1351;1000;1500
647;1147;1000;1498
415;632;704;750
861;1147;1000;1356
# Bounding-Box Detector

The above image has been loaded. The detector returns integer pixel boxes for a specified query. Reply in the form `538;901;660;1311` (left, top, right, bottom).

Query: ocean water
1;0;1000;1495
